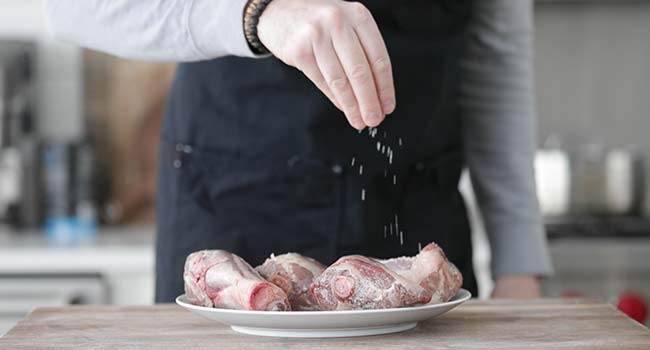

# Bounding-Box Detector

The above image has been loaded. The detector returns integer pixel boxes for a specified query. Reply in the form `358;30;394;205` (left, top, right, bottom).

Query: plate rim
175;288;471;316
229;322;419;338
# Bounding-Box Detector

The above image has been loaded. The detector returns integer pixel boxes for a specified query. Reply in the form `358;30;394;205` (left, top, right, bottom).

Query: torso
155;0;478;302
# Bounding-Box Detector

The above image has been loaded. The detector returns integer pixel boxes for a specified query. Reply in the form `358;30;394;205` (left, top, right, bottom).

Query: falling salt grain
393;174;397;185
399;231;404;245
389;223;393;236
395;214;399;232
399;138;403;146
359;165;363;175
376;142;381;151
418;242;422;252
384;225;387;238
361;189;366;201
383;131;387;138
381;145;386;154
351;157;355;166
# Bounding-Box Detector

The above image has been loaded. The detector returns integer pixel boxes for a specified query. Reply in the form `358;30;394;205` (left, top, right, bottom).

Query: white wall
0;0;83;141
534;1;650;215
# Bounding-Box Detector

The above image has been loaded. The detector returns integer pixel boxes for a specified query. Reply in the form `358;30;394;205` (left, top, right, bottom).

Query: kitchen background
0;0;649;335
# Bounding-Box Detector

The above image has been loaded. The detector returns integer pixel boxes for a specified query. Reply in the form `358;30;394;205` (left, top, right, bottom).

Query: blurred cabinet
542;236;650;326
0;226;154;335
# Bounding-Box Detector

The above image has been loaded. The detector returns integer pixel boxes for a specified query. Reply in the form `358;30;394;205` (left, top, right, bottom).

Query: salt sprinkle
351;157;355;166
399;138;403;146
399;231;404;245
395;214;399;232
384;225;387;238
361;189;366;201
418;242;422;252
389;154;393;164
383;131;387;138
389;223;393;236
376;142;381;151
381;145;386;154
359;165;363;175
393;174;397;185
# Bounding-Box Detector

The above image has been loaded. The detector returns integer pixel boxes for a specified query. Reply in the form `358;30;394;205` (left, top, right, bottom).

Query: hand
257;0;396;129
491;275;541;299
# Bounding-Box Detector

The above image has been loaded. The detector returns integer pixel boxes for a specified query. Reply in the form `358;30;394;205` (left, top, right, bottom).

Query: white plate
176;289;471;338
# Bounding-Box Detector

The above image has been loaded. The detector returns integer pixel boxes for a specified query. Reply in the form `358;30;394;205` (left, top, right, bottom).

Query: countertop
1;299;649;349
0;225;154;274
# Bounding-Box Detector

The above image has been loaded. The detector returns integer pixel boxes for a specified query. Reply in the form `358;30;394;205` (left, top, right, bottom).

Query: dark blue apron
155;0;477;302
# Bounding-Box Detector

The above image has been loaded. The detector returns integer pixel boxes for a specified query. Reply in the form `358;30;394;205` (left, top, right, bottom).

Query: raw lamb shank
310;243;463;310
183;250;291;311
310;255;431;310
256;253;326;311
381;242;463;303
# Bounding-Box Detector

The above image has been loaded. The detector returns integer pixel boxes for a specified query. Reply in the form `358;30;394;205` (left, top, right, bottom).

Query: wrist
243;0;274;55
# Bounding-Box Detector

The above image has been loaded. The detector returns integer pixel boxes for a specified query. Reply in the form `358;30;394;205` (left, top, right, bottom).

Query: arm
44;0;396;129
460;0;553;297
43;0;258;61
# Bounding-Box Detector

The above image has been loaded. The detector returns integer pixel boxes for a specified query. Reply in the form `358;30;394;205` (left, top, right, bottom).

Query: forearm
460;0;552;279
43;0;259;62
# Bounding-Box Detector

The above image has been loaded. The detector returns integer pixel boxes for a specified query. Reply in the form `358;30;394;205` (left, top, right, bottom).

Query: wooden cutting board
1;299;649;349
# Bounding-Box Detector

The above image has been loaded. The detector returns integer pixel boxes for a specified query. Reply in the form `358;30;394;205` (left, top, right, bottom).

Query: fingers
313;35;366;130
331;23;384;127
269;1;394;130
292;40;343;112
349;3;395;115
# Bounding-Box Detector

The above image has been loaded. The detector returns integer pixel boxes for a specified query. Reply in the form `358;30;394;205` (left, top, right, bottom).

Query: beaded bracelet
243;0;274;55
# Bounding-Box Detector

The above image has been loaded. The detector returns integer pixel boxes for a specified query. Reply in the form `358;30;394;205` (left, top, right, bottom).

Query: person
45;0;552;302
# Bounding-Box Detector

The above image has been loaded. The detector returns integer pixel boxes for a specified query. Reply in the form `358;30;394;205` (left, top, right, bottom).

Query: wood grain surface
1;299;649;349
